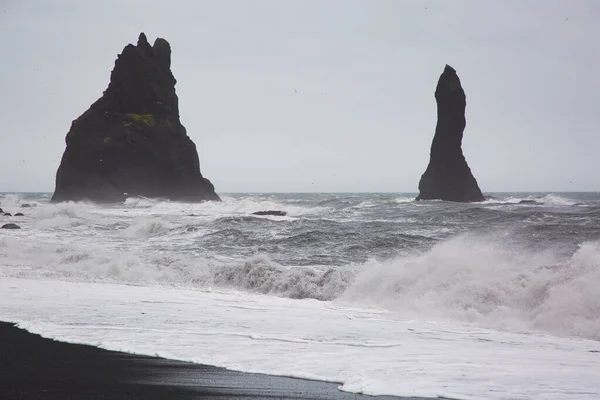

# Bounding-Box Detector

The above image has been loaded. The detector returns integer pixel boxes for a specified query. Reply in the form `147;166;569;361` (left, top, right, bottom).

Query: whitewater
1;192;599;399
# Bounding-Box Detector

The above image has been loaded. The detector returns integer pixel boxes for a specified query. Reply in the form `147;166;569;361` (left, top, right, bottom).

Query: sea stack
416;65;484;202
51;33;220;203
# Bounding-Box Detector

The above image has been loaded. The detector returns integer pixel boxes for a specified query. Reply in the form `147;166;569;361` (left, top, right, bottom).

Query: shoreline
0;321;414;400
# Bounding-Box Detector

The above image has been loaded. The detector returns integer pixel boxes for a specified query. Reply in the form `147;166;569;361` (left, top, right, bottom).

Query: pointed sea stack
416;65;484;202
51;33;220;203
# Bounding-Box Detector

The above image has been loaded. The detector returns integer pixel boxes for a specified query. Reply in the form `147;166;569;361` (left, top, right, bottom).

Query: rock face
416;65;484;202
51;33;220;203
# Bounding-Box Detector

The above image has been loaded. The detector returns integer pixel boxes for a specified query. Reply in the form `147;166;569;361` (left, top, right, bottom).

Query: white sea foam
352;200;378;209
1;192;600;399
32;202;90;229
122;195;328;219
539;194;577;206
197;195;329;217
1;278;599;400
123;217;175;238
0;236;351;300
0;193;45;208
342;234;600;340
211;254;355;300
3;220;599;341
481;196;523;204
482;194;577;206
393;196;414;203
123;196;157;208
0;193;25;207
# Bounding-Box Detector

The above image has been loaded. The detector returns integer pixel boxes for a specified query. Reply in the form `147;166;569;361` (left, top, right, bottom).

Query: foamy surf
1;277;598;400
2;219;599;340
481;193;578;206
122;194;329;219
342;234;600;340
1;191;600;399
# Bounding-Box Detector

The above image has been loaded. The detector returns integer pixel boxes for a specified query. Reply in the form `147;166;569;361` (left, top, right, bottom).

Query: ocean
1;192;599;399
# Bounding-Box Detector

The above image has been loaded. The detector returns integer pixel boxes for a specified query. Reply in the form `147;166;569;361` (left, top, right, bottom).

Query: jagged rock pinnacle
51;33;220;203
136;32;153;56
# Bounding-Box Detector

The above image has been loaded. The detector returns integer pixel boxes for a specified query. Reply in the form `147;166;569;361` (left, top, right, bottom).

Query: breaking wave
212;255;356;300
2;191;599;341
2;228;599;339
124;217;175;238
482;193;577;206
122;195;328;218
341;234;600;340
32;202;91;229
0;238;354;300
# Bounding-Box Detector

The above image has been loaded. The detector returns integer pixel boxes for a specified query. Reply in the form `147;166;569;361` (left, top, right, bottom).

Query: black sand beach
0;322;415;400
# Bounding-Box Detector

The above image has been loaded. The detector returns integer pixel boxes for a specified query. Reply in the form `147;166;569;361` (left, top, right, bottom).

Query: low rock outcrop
416;65;484;202
252;211;287;217
51;33;220;203
519;200;539;205
1;223;20;229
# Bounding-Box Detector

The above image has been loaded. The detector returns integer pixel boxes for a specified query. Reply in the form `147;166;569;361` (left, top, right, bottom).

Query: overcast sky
1;0;599;193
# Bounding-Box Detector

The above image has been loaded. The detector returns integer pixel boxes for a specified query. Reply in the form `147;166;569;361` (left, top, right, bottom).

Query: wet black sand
0;321;421;400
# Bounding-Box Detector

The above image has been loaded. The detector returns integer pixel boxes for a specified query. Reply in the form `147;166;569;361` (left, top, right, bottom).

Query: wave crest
33;202;89;229
212;255;356;300
341;234;600;340
124;217;174;237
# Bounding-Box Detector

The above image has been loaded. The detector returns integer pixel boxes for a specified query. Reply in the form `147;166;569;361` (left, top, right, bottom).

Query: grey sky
1;0;599;193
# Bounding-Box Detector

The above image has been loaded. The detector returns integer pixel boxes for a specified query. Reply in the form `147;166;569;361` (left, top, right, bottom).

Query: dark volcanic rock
519;200;540;205
252;210;287;217
14;213;24;217
3;213;11;216
20;204;32;208
1;223;20;229
51;33;220;203
416;65;484;202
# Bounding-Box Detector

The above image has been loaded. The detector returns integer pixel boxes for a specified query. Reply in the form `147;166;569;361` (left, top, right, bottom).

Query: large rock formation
51;33;220;203
416;65;484;202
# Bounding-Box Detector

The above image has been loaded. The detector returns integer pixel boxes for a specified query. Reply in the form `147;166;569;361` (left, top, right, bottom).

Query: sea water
1;192;599;399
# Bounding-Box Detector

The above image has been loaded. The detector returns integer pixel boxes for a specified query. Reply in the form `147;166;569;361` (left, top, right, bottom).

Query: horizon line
2;190;600;195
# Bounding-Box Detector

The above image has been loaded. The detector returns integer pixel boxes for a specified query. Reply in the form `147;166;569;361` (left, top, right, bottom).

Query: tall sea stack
51;33;220;203
416;65;484;202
